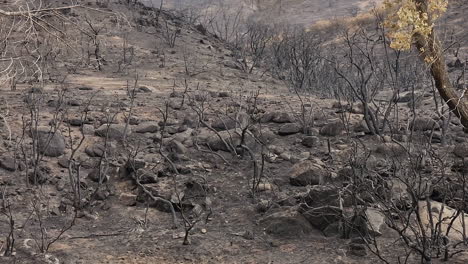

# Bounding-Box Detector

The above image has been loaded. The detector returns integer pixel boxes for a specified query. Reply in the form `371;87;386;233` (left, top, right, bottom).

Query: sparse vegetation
0;0;468;263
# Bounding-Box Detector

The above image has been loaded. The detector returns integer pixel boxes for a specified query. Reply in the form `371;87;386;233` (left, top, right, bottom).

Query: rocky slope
0;0;467;264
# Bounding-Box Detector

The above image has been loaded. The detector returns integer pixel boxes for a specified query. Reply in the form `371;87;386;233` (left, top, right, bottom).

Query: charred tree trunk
414;0;468;128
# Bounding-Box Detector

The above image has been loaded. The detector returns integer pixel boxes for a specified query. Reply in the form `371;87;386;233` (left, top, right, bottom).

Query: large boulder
135;169;158;184
320;121;345;137
85;144;110;157
278;123;301;136
272;112;293;123
34;127;66;157
260;207;314;238
289;160;328;186
95;124;131;139
261;112;293;124
418;200;468;242
302;136;319;148
303;185;342;207
0;156;21;171
211;113;249;131
364;208;386;237
300;205;342;231
250;126;276;145
135;122;159;133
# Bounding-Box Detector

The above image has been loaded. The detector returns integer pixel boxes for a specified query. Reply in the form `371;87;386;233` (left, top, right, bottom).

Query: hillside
0;0;467;264
143;0;385;25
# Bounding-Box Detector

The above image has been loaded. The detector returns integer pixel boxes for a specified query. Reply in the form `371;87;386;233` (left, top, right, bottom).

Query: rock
173;128;194;144
192;203;204;217
300;205;342;231
289;160;328;186
418;200;468;242
257;183;272;192
170;91;184;98
167;140;187;154
138;86;153;93
278;123;301;136
127;116;140;125
47;99;62;108
135;122;159;133
211;113;249;131
120;193;137;206
95;124;131;139
250;126;276;145
203;129;257;152
272;112;292;123
33;127;66;157
0;156;19;171
66;118;83;126
294;152;311;162
168;100;184;110
166;126;178;134
218;91;230;97
410;117;439;131
260;207;314;238
87;169;108;183
125;159;146;173
82;124;95;135
136;169;158;184
68;99;82;106
177;125;188;133
279;152;291;161
85;144;108;157
57;157;70;168
93;190;109;200
256;199;272;212
259;112;274;123
365;208;386;236
302;136;319;147
320;121;345;136
374;143;406;157
303;185;342;207
453;143;468;158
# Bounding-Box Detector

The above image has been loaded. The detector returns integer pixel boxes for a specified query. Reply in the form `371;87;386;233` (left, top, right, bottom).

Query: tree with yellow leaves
384;0;468;128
